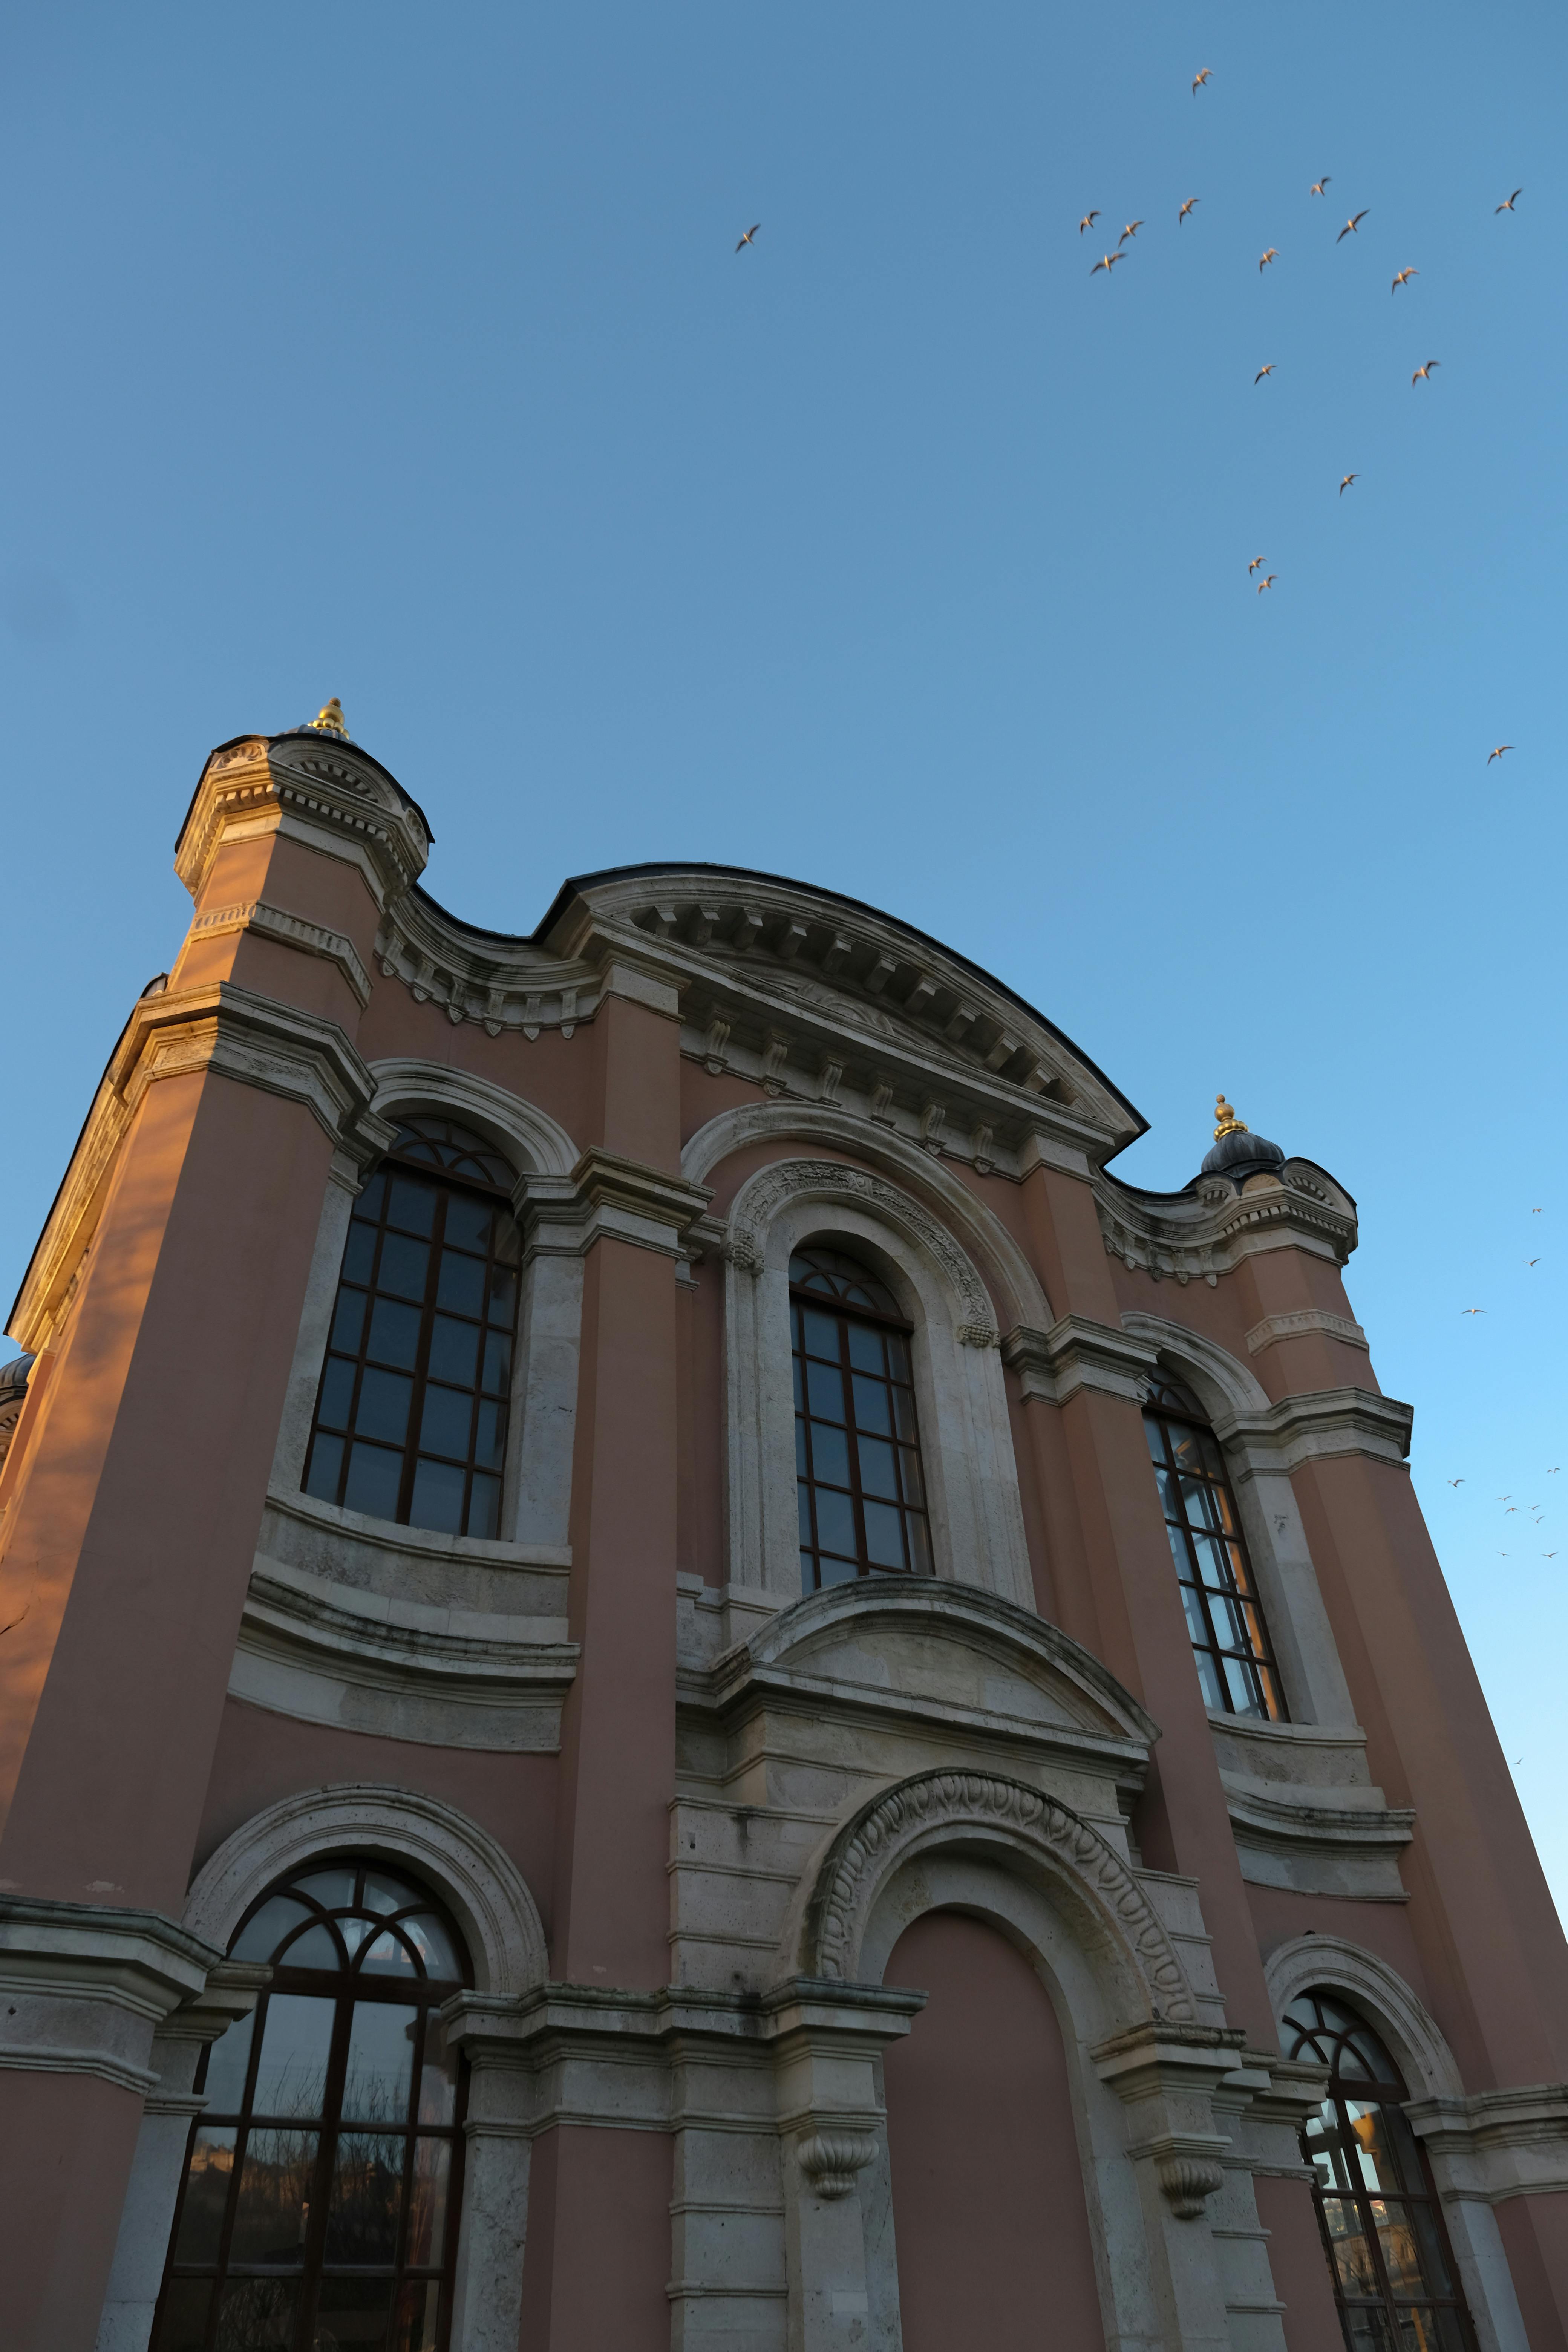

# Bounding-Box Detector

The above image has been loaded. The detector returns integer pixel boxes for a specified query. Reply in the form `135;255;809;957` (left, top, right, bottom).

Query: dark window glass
302;1118;520;1539
791;1247;933;1594
1284;1992;1477;2352
1143;1374;1285;1721
151;1862;468;2352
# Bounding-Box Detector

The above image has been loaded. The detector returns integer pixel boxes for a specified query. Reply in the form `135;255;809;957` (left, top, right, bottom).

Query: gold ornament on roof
307;698;348;737
1213;1094;1248;1139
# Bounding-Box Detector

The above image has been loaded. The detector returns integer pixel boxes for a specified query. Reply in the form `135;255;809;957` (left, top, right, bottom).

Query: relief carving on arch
727;1159;998;1346
803;1768;1196;2023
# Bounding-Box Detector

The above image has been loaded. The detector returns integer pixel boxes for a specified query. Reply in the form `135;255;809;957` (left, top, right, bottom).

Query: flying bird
1392;268;1418;292
1547;1553;1560;1560
1090;252;1125;276
1179;197;1199;224
1528;1257;1542;1266
735;224;761;251
1337;210;1369;242
1412;360;1440;384
1259;248;1279;271
1255;364;1275;383
1340;473;1358;495
1257;574;1277;594
1310;177;1331;197
1447;1478;1465;1486
1506;1507;1519;1514
1496;190;1522;212
1488;745;1513;762
1461;1306;1486;1314
1118;220;1144;245
1498;1496;1513;1502
1079;211;1100;234
1248;556;1266;574
1192;67;1212;93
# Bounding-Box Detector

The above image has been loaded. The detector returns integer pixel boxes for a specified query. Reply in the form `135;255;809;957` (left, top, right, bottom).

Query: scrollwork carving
795;2130;878;2199
728;1160;997;1339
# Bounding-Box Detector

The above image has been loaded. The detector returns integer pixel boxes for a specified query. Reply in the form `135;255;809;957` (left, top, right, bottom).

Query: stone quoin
2;708;1565;2352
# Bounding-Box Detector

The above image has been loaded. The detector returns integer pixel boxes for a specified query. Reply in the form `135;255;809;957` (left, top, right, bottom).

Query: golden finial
1213;1093;1248;1140
307;698;348;737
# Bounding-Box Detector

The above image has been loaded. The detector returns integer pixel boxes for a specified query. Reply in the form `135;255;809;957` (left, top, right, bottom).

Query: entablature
1096;1158;1360;1284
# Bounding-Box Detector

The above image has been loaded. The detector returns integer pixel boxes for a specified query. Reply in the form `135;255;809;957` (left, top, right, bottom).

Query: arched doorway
882;1910;1105;2352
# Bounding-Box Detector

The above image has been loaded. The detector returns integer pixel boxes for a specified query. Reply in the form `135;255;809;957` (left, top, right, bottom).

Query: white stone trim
717;1159;1035;1610
1246;1309;1368;1356
367;1057;580;1178
182;1784;547;1996
1263;1936;1533;2352
188;898;373;1006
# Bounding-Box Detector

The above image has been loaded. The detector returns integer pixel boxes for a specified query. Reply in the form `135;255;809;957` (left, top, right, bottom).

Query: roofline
412;860;1147;1140
173;731;435;863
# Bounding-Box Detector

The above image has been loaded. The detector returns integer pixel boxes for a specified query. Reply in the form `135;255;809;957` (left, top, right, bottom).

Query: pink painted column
0;729;422;2352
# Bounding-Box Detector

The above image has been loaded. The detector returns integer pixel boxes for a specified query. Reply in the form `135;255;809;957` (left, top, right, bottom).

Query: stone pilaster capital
0;1894;231;2098
520;1148;714;1263
1002;1314;1158;1407
176;730;432;909
1213;1385;1414;1472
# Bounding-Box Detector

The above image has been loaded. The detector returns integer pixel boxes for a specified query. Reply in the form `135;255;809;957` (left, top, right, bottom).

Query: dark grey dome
0;1353;33;1402
1199;1100;1284;1185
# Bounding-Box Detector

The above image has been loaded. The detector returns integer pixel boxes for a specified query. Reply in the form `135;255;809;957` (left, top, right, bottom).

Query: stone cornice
1096;1160;1360;1286
11;982;393;1352
1246;1308;1368;1355
1215;1386;1414;1473
188;897;373;1006
0;1895;227;2096
522;1149;714;1263
1405;2084;1568;2203
1002;1315;1158;1407
176;733;431;908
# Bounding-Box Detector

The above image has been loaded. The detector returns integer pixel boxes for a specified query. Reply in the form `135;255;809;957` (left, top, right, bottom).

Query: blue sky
3;2;1565;1912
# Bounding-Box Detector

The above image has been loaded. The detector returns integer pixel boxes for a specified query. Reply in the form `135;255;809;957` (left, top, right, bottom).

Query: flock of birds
1047;68;1527;763
1452;1209;1559;1566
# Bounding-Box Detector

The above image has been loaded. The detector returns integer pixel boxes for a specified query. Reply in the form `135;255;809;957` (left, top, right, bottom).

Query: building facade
2;710;1565;2352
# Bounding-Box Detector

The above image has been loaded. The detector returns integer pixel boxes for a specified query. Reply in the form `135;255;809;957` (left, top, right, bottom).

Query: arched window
152;1860;469;2352
303;1116;521;1538
792;1245;932;1592
1284;1991;1476;2352
1143;1372;1285;1720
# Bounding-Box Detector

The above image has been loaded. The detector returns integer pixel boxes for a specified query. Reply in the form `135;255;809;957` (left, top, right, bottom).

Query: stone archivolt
802;1766;1196;2022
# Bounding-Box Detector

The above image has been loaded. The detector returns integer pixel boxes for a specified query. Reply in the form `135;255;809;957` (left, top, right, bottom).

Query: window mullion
397;1190;446;1526
841;1318;868;1575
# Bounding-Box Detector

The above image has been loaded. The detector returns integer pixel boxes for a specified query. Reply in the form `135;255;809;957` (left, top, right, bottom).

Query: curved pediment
708;1577;1158;1755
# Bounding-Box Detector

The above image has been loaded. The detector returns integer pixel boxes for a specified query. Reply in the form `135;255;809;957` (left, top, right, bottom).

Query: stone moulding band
801;1767;1196;2021
188;899;374;1008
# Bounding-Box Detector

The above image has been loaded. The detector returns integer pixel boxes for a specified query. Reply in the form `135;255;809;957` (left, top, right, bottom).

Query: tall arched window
152;1860;469;2352
303;1116;521;1538
1284;1991;1476;2352
792;1245;932;1592
1143;1372;1285;1720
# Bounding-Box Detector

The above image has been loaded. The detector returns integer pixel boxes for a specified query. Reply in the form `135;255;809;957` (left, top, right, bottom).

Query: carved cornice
1003;1315;1158;1406
11;982;392;1352
803;1769;1196;2021
375;888;601;1039
1096;1160;1359;1286
188;898;372;1007
1405;2084;1568;2202
0;1895;227;2097
515;1148;714;1264
177;734;431;908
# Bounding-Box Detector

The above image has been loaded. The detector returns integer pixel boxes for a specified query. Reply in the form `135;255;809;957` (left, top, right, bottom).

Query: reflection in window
792;1246;932;1594
1143;1373;1285;1720
303;1116;520;1539
1284;1991;1476;2352
151;1862;467;2352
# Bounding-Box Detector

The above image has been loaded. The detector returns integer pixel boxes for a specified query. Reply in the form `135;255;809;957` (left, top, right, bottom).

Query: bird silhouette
1079;211;1100;234
1462;1307;1487;1315
1337;210;1369;242
1255;364;1275;383
1413;360;1440;384
1192;67;1212;93
1179;197;1199;224
1488;745;1513;763
1447;1478;1465;1486
1310;177;1331;197
1528;1257;1542;1266
1340;474;1358;495
1118;220;1144;245
1259;248;1279;272
1248;556;1266;574
1257;574;1277;594
735;224;761;251
1392;268;1419;292
1496;190;1522;212
1090;252;1125;276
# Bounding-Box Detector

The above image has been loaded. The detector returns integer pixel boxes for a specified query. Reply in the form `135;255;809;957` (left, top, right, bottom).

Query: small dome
0;1352;33;1402
1199;1095;1285;1184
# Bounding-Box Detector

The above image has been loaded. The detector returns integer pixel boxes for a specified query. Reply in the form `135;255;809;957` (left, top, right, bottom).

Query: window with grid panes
1285;1991;1477;2352
150;1860;468;2352
1142;1372;1285;1720
792;1246;932;1592
302;1118;520;1539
